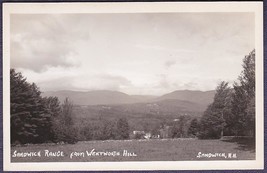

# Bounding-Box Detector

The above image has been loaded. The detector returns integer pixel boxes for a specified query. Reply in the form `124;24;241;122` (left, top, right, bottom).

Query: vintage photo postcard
3;2;264;171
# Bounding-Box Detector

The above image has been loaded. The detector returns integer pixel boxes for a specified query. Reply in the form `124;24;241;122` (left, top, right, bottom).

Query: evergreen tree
188;118;199;137
116;118;129;139
10;69;53;144
53;98;78;143
231;50;255;136
198;105;221;139
42;96;61;141
98;119;117;140
43;96;61;118
198;82;232;139
171;116;187;138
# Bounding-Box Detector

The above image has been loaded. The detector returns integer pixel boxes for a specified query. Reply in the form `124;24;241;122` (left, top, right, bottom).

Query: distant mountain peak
156;89;215;106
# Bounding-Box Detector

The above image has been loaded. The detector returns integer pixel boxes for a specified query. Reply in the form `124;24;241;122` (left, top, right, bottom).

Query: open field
11;138;255;162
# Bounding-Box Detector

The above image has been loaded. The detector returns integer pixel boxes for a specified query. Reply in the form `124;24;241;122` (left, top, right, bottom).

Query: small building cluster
132;124;173;139
132;131;153;139
132;118;186;139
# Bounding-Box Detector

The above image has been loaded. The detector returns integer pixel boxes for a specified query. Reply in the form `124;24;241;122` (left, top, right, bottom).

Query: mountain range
42;89;215;112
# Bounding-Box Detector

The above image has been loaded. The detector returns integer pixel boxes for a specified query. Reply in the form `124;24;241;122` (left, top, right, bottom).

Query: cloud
20;66;133;92
164;60;176;69
10;14;88;72
182;82;198;90
72;74;133;91
11;35;80;72
158;74;170;89
10;13;254;95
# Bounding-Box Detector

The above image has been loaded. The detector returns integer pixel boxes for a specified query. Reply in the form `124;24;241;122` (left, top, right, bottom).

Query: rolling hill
42;90;145;105
42;89;215;115
43;89;215;107
156;90;215;107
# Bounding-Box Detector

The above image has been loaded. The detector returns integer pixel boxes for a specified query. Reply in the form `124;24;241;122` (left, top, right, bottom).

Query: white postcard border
3;2;264;171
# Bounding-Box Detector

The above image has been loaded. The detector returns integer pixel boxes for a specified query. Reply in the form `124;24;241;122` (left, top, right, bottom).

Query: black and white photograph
3;2;264;171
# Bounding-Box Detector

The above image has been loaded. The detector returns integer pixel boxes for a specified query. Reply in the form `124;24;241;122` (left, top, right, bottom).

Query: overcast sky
10;13;254;95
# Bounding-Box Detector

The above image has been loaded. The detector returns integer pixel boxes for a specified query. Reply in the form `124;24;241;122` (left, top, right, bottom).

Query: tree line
74;117;130;141
188;49;255;139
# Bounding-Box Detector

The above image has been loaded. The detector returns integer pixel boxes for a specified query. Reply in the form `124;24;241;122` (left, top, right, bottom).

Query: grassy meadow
11;138;255;162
